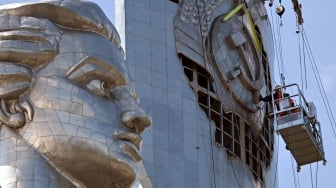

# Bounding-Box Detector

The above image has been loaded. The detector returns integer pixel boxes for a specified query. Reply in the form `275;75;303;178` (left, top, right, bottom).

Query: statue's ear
0;63;33;129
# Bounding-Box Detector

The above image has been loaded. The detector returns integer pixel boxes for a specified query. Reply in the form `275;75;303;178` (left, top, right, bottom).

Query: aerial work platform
277;112;325;167
271;84;326;170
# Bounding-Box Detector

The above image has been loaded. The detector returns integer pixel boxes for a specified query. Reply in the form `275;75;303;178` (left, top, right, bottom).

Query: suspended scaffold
271;83;326;171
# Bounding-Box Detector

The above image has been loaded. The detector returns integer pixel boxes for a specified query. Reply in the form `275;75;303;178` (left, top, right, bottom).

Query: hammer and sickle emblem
209;13;264;112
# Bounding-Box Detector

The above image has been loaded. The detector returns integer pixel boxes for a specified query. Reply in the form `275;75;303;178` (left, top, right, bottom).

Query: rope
269;1;288;86
275;8;287;82
267;3;332;188
228;80;242;188
302;27;336;140
194;1;217;187
289;116;301;188
271;132;280;188
309;159;320;188
301;29;308;90
297;31;306;92
296;167;301;188
315;161;319;188
290;155;299;188
269;6;282;80
309;164;314;188
268;5;283;188
229;94;243;188
269;4;309;188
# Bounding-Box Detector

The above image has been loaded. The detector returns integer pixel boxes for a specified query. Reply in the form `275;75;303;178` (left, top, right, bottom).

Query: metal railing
272;83;326;165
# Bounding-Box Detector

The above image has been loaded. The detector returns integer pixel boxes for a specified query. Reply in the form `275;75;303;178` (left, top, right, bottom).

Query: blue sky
270;1;336;188
2;1;336;188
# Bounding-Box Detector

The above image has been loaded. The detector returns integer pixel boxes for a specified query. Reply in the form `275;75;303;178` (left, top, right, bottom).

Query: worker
259;85;287;107
259;85;299;116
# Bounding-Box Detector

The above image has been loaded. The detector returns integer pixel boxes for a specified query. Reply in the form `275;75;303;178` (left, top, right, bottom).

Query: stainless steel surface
116;0;278;187
0;0;279;187
0;1;151;187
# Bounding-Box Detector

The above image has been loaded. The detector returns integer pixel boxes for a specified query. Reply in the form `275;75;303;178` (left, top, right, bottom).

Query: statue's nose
121;110;152;131
111;85;152;133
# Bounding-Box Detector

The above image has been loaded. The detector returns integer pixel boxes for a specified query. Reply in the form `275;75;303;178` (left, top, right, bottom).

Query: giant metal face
0;1;151;187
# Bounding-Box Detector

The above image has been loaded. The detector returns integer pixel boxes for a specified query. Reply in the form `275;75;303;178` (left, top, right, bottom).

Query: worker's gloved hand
259;94;263;101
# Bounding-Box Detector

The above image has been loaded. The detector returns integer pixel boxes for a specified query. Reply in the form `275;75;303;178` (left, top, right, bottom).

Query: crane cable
300;29;319;188
268;4;300;188
269;4;281;80
309;162;320;188
315;162;319;188
291;154;301;188
297;27;308;92
301;28;308;90
271;1;290;88
268;4;284;188
276;17;286;80
308;160;320;188
269;2;303;188
274;12;286;82
295;10;333;188
276;3;334;188
301;27;336;140
269;1;336;188
271;132;280;188
309;164;314;188
297;26;317;188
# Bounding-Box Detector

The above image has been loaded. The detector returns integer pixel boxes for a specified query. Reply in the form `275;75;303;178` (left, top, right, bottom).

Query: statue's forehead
0;0;121;48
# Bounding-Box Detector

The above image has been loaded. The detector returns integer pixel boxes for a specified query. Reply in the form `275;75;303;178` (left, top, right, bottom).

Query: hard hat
274;85;281;90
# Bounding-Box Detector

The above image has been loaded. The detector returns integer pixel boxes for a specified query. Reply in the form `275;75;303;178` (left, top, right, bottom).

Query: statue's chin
34;136;138;187
57;151;137;188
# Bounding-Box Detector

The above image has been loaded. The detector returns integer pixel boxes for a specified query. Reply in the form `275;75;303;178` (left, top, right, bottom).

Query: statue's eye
86;79;110;97
66;57;129;99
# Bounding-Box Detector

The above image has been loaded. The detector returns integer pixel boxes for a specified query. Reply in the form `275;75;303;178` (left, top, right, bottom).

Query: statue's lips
0;29;59;68
115;132;142;162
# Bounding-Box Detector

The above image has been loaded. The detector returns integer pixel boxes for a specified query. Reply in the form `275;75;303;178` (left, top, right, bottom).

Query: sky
1;0;335;188
268;1;336;188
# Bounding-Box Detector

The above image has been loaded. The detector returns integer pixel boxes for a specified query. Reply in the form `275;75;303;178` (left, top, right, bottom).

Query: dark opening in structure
181;54;274;182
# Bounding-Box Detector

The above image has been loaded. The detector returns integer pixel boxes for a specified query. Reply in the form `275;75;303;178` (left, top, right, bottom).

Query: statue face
0;1;151;187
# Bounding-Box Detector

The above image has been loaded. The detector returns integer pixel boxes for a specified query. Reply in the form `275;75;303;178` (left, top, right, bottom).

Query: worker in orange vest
260;85;299;116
